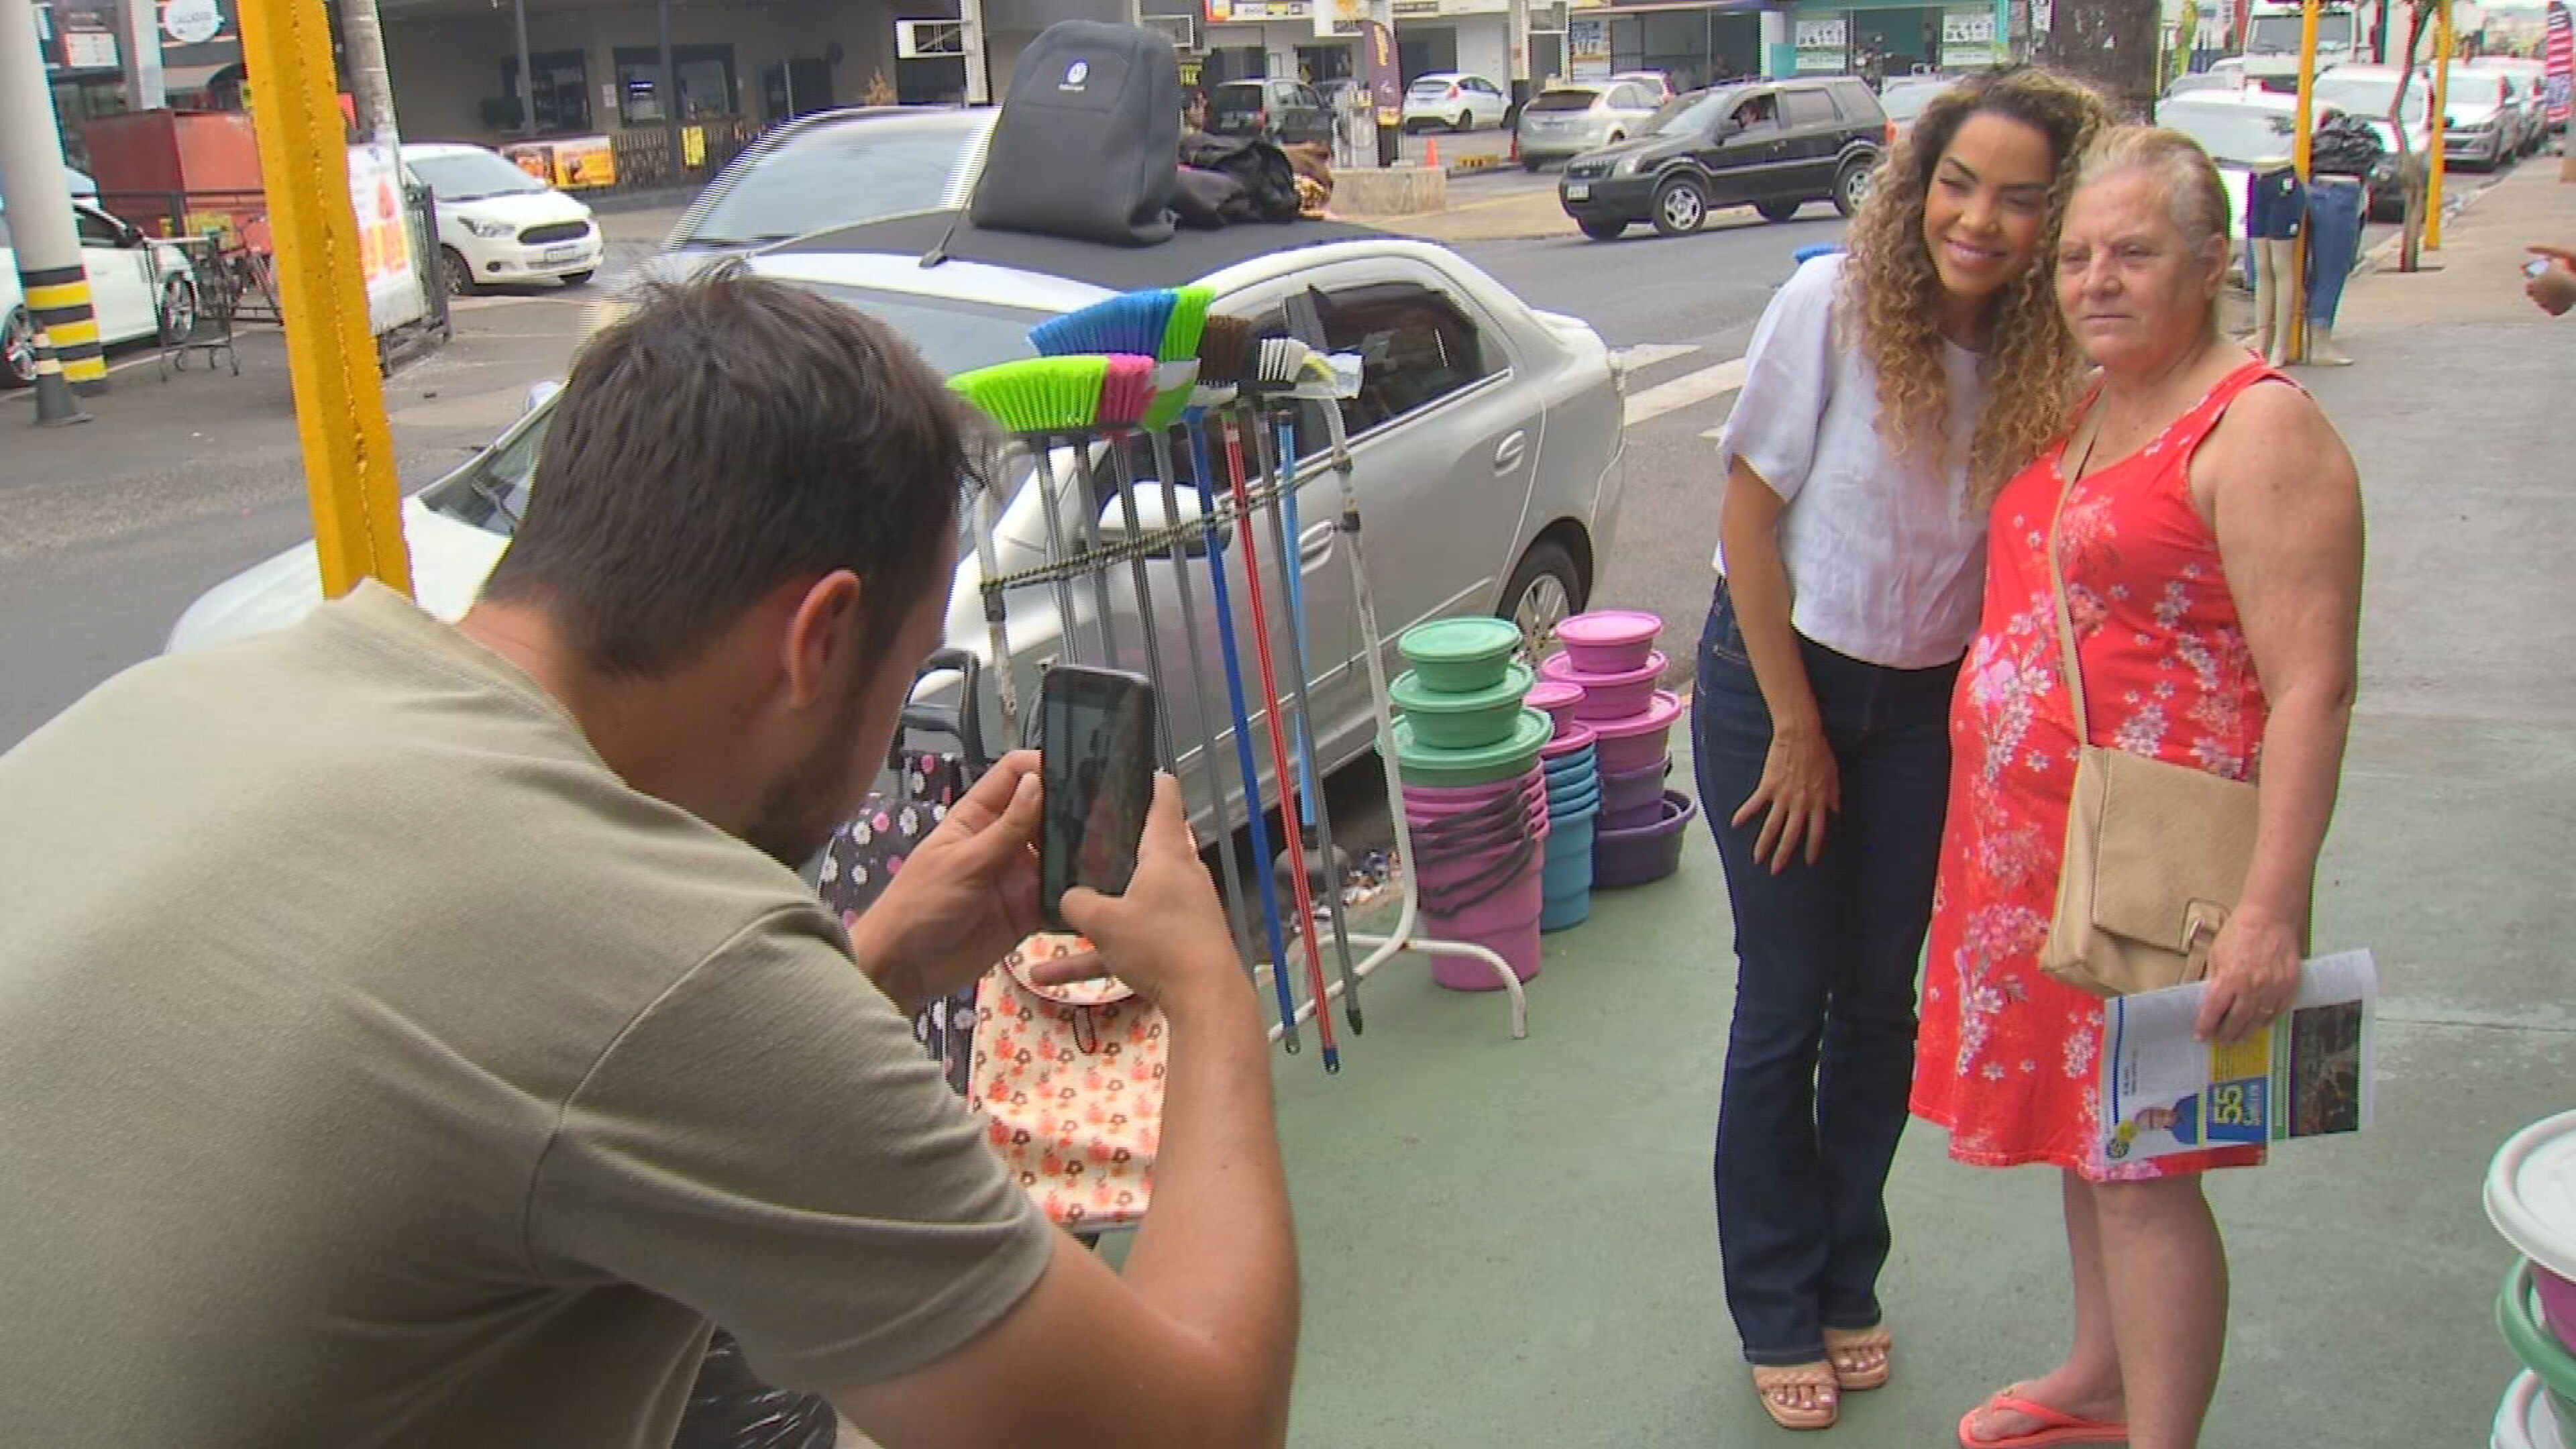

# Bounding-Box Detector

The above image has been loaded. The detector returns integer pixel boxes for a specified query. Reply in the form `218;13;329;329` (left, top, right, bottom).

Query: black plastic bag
676;1332;839;1449
1178;133;1303;223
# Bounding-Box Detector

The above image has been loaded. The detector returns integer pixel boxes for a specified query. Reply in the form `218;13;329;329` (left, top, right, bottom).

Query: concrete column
959;0;992;104
120;0;166;111
1762;5;1795;76
511;0;534;133
0;0;108;396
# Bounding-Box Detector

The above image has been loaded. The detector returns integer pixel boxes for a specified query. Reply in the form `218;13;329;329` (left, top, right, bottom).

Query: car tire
1;306;35;388
441;246;483;297
1651;175;1708;237
1755;198;1801;223
1833;158;1874;217
1456;110;1474;132
1523;156;1546;172
561;270;594;287
1497;536;1585;659
157;275;198;345
1578;217;1627;241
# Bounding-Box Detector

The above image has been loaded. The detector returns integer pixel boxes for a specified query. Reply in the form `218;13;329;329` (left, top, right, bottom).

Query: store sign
1941;7;1999;64
347;142;423;334
502;135;619;191
1209;0;1311;19
1569;15;1609;60
160;0;231;47
34;0;121;72
1794;15;1845;74
1318;0;1365;38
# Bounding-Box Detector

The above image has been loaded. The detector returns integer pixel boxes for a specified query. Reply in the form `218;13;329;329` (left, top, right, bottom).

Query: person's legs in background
1811;656;1956;1389
2304;177;2365;366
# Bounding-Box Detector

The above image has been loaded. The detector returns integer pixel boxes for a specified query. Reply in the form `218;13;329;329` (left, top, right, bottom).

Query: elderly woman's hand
2194;906;2305;1044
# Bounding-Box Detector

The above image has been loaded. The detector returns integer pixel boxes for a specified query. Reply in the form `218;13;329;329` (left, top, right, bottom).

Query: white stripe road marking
1611;342;1700;372
1622;356;1748;428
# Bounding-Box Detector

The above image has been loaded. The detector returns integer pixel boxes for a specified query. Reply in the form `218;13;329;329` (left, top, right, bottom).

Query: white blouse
1713;254;1991;671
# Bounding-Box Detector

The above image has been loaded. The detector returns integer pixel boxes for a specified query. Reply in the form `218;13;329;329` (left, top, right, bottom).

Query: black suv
1209;78;1336;148
1559;78;1887;239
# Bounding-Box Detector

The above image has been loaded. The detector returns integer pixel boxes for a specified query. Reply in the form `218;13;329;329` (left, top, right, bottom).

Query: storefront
1791;0;2003;78
1197;0;1361;83
1391;0;1511;83
1569;1;1764;89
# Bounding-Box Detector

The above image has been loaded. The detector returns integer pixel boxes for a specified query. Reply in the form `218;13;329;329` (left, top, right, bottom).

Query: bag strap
2047;399;2108;747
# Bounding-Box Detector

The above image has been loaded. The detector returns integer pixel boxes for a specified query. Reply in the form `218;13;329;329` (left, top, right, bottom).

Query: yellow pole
235;0;413;598
2288;0;2320;363
2428;0;2453;250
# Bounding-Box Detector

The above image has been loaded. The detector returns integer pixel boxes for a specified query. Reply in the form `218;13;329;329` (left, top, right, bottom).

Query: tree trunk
2390;0;2430;271
337;0;400;144
2035;0;2165;120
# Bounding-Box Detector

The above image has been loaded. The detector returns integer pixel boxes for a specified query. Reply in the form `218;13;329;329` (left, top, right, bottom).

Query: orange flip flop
1957;1390;2129;1448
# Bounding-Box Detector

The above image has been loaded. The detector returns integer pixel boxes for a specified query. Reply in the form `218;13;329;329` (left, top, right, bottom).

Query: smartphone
2528;258;2557;280
1040;665;1158;930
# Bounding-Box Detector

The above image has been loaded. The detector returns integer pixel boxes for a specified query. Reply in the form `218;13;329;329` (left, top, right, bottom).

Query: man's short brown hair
482;273;975;675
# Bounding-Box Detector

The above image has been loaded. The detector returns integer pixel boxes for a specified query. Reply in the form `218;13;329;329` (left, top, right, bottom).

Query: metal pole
2288;0;2318;363
959;0;991;104
337;0;400;141
2428;0;2452;248
0;0;106;402
512;0;535;134
657;0;682;183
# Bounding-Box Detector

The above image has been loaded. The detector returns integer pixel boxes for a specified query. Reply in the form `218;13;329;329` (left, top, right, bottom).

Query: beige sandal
1824;1326;1892;1392
1751;1362;1840;1430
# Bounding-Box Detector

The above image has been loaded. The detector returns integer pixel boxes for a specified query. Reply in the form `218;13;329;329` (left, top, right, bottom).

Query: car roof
400;142;501;158
763;105;995;140
760;207;1394;298
2164;89;2297;111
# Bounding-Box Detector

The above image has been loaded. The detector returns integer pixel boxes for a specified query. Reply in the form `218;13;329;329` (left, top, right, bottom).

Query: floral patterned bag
969;932;1167;1230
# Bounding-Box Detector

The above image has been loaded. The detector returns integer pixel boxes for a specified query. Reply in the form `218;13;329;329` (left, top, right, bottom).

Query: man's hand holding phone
843;750;1047;1010
1038;774;1250;1023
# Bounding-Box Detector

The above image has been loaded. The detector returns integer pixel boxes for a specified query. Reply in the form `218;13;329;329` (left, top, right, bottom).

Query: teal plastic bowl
1397;616;1525;694
1391;662;1536;751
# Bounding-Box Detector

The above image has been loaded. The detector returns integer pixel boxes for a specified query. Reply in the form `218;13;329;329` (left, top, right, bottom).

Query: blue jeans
2305;176;2366;328
1690;580;1958;1366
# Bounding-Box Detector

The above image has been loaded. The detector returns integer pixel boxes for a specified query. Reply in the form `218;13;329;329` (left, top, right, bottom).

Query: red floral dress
1911;358;2292;1181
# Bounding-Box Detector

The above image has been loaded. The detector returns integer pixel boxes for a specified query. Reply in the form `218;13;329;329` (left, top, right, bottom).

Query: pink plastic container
1541;649;1671;720
2540;1267;2576;1356
1554;608;1664;675
1527;678;1588;737
1589;690;1686;775
1599;753;1672;820
1541;722;1599;759
1400;764;1544;808
1423;843;1547;991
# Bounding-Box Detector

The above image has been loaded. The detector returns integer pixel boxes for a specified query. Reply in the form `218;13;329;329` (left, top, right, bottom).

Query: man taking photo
0;276;1299;1448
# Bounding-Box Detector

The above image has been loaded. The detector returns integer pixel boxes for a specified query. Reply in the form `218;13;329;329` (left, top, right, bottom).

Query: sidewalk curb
2357;178;2490;277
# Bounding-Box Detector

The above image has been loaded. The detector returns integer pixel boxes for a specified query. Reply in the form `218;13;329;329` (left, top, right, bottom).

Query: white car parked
1402;72;1511;132
1;197;197;388
400;142;604;296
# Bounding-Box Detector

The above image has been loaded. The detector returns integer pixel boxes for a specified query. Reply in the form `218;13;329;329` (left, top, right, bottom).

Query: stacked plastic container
2485;1110;2576;1448
1391;618;1554;991
1531;680;1599;931
1539;610;1699;890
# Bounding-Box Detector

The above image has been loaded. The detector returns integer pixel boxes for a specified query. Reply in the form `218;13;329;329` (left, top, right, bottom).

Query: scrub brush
1029;287;1216;431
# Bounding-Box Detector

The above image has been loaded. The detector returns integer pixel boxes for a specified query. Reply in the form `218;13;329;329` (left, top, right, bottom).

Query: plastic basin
1593;788;1698;889
1539;889;1593;932
1541;724;1599;761
1589;690;1686;775
2489;1108;2576;1362
1554;608;1663;675
1395;708;1552;789
2498;1261;2576;1447
1391;661;1536;751
1540;649;1671;720
1600;753;1672;820
1397;616;1524;694
1527;678;1588;737
1546;782;1603;820
2492;1371;2568;1449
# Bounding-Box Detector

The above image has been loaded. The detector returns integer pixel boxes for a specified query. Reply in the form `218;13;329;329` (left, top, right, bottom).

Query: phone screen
1040;666;1157;930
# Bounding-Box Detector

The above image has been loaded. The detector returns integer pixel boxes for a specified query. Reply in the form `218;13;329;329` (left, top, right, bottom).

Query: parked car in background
1611;70;1676;104
1877;72;1959;146
2455;61;2544;156
1559;78;1886;239
2155;90;2302;269
2315;63;2433;220
1402;72;1511;131
2438;67;2520;169
165;213;1627;834
2466;56;2560;137
1210;77;1336;148
2164;64;2249;99
1515;81;1664;168
401;142;602;296
1;198;197;387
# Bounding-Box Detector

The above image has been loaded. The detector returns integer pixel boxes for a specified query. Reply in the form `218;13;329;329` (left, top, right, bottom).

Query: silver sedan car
167;213;1628;829
1517;81;1665;169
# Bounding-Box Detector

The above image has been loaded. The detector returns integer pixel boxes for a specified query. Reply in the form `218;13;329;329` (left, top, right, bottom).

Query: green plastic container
1397;616;1525;694
1391;662;1536;750
1395;707;1553;788
2498;1261;2576;1441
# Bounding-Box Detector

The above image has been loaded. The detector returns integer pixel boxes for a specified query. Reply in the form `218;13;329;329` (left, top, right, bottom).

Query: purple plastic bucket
2540;1267;2576;1357
1554;608;1663;675
1592;789;1699;889
1527;678;1588;737
1541;649;1671;720
1599;753;1672;821
1589;690;1686;775
1424;869;1546;991
1401;763;1544;808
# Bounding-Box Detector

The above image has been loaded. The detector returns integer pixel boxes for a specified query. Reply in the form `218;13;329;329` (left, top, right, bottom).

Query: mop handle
1029;439;1087;665
1271;416;1325;833
1146;428;1256;967
1067;439;1123;667
1105;438;1178;770
1185;415;1303;1052
968;473;1019;731
1218;414;1340;1073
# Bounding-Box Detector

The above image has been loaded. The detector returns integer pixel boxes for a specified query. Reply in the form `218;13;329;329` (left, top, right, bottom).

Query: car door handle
1299;520;1335;564
1492;431;1527;475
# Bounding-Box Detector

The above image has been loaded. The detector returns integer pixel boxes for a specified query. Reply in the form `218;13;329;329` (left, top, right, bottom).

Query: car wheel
157;275;198;345
1606;131;1625;146
1;306;35;388
1498;537;1585;661
441;246;482;297
1456;109;1474;132
560;270;594;287
1578;217;1627;241
1755;198;1801;223
1523;156;1546;172
1651;175;1708;236
1833;159;1874;217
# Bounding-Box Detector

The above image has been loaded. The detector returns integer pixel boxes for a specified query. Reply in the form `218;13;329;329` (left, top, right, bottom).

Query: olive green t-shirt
0;584;1054;1448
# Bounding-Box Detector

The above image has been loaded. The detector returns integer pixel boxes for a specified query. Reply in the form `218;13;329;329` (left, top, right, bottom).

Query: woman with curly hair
1694;67;2107;1431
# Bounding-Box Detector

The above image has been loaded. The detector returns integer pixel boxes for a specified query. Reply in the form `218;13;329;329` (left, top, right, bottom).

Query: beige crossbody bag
2039;403;2263;998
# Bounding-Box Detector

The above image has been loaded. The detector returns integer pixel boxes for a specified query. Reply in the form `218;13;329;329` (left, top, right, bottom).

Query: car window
1296;85;1324;109
406;148;549;202
1880;83;1946;121
1782;90;1835;127
682;121;987;247
1733;91;1780;130
1831;81;1887;123
1649;89;1736;136
74;208;125;247
1313;280;1499;436
1529;87;1601;113
1610;85;1646;109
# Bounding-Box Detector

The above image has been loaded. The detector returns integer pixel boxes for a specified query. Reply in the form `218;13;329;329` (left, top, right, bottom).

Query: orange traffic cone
1424;136;1440;170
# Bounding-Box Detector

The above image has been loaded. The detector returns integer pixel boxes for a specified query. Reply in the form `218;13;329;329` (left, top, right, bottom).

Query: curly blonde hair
1839;67;2109;505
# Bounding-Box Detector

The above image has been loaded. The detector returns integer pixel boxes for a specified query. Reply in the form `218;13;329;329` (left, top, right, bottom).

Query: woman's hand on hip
2194;906;2304;1044
1733;722;1839;873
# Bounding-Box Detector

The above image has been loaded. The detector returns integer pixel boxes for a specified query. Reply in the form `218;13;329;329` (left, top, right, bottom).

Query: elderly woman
1913;125;2364;1449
